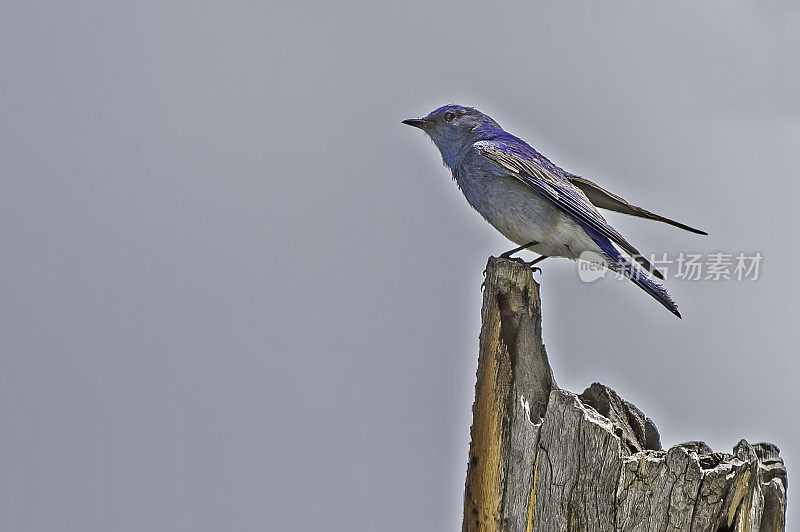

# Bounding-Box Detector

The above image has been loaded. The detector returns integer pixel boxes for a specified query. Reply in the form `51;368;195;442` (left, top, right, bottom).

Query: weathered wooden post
463;257;787;531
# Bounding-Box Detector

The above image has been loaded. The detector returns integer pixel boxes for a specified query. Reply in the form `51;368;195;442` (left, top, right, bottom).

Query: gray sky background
2;1;798;530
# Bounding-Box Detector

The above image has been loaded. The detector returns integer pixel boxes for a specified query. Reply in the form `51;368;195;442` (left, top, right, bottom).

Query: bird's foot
501;256;543;274
501;256;529;266
524;255;549;274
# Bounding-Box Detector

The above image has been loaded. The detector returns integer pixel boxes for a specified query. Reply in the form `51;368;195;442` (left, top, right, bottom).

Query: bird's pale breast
454;149;601;259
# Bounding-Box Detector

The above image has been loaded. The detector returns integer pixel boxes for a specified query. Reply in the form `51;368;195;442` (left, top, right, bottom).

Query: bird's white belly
463;175;602;260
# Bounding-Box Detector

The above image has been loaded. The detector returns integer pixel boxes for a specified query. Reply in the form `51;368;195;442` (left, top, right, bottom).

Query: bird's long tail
580;223;681;318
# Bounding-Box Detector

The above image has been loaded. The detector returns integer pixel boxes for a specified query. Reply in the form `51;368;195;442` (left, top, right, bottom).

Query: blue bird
403;105;707;318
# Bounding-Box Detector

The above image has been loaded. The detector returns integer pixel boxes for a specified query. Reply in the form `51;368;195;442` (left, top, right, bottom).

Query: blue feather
578;221;681;318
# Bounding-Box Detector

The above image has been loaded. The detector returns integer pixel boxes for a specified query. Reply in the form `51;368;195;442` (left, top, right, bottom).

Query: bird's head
403;105;500;167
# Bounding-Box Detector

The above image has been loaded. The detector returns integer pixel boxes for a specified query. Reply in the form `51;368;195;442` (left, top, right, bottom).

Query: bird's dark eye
443;111;456;122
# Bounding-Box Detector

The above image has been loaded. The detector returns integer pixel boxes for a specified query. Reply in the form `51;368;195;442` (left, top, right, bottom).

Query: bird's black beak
402;118;431;129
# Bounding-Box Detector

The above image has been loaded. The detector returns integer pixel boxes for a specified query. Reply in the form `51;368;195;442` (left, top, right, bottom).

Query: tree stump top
463;257;787;531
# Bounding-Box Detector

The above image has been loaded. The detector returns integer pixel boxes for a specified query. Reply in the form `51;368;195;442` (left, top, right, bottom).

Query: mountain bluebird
403;105;707;318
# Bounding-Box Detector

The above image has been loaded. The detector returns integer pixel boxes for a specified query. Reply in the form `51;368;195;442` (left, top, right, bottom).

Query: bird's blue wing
474;140;664;279
566;174;707;235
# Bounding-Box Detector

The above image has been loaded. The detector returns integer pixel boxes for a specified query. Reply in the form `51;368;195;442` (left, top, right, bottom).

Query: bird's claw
496;254;544;274
505;257;543;274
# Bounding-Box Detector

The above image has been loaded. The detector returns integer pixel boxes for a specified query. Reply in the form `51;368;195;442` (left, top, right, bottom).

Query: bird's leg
499;241;546;273
500;241;539;259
